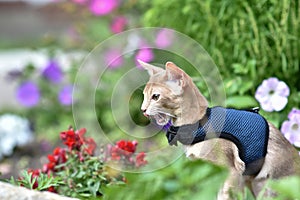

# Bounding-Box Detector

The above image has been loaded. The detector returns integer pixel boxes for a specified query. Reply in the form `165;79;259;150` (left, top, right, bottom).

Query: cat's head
139;60;207;126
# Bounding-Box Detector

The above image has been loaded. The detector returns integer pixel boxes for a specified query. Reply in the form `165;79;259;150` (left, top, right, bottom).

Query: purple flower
42;60;63;84
104;49;124;69
255;77;289;112
110;16;128;34
281;108;300;147
58;85;73;106
135;48;154;69
155;29;174;48
288;108;300;119
89;0;118;16
16;81;40;107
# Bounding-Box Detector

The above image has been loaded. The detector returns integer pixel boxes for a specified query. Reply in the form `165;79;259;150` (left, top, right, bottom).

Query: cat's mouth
151;114;170;126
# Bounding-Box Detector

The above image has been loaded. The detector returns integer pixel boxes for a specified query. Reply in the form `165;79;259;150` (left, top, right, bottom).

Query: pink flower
135;48;154;69
110;16;128;34
104;49;123;69
255;77;289;112
72;0;88;4
89;0;119;16
58;85;73;106
135;152;147;167
155;29;174;48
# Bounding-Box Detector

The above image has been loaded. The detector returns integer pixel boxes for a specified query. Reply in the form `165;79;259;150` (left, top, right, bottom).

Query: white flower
0;114;33;160
255;77;290;112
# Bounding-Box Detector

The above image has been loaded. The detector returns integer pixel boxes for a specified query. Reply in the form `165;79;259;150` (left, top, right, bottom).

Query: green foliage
55;155;124;198
9;171;63;191
103;157;228;200
141;0;300;110
269;176;300;200
142;0;299;79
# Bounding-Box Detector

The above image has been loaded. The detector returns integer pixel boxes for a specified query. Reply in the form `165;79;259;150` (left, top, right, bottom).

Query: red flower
43;147;67;174
60;128;83;151
53;147;67;163
110;146;121;160
47;186;57;193
43;162;56;173
60;127;96;156
27;169;41;189
135;152;147;168
84;138;97;155
116;140;137;157
76;128;87;144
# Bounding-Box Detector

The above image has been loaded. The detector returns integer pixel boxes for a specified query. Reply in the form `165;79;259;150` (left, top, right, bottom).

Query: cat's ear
137;59;164;76
165;62;186;87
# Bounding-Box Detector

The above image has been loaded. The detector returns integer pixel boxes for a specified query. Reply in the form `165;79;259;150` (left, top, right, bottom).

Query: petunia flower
42;60;63;84
110;16;128;34
288;108;300;119
155;29;174;48
89;0;119;16
135;47;154;69
16;81;40;107
104;49;124;69
255;77;289;112
58;85;73;106
281;108;300;147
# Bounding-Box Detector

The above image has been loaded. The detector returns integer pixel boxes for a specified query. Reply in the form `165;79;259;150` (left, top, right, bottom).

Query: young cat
139;60;300;199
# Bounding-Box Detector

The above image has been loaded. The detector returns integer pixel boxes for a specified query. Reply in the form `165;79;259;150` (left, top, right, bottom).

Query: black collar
166;108;210;146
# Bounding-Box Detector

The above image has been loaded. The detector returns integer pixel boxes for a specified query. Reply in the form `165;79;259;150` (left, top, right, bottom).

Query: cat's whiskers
158;111;177;118
151;108;177;118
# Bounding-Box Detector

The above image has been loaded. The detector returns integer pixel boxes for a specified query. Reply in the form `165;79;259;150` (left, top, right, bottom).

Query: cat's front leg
185;139;246;199
218;170;245;200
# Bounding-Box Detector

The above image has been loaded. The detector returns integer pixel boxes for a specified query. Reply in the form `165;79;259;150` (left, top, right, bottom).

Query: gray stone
0;181;79;200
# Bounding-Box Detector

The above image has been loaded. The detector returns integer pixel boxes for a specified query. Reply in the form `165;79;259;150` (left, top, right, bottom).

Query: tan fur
139;60;300;199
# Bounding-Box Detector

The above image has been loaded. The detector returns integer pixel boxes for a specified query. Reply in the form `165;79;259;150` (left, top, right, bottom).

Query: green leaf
270;176;300;199
75;171;86;179
163;180;180;192
88;180;101;196
238;81;254;95
226;95;258;109
8;176;18;186
232;63;248;75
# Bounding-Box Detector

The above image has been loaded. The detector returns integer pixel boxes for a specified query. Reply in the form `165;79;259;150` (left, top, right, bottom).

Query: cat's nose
142;109;149;117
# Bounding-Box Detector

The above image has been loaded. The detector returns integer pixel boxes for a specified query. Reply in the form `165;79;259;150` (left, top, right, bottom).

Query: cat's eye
151;94;160;101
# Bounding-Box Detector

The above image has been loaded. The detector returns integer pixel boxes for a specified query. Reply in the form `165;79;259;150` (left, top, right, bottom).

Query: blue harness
166;107;269;175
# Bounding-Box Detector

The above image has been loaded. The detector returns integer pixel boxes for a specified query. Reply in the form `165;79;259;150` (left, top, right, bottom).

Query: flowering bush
15;60;73;108
9;127;147;198
8;57;79;142
106;140;147;168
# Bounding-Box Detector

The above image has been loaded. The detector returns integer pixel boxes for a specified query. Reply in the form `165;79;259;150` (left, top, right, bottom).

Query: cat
139;60;300;199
